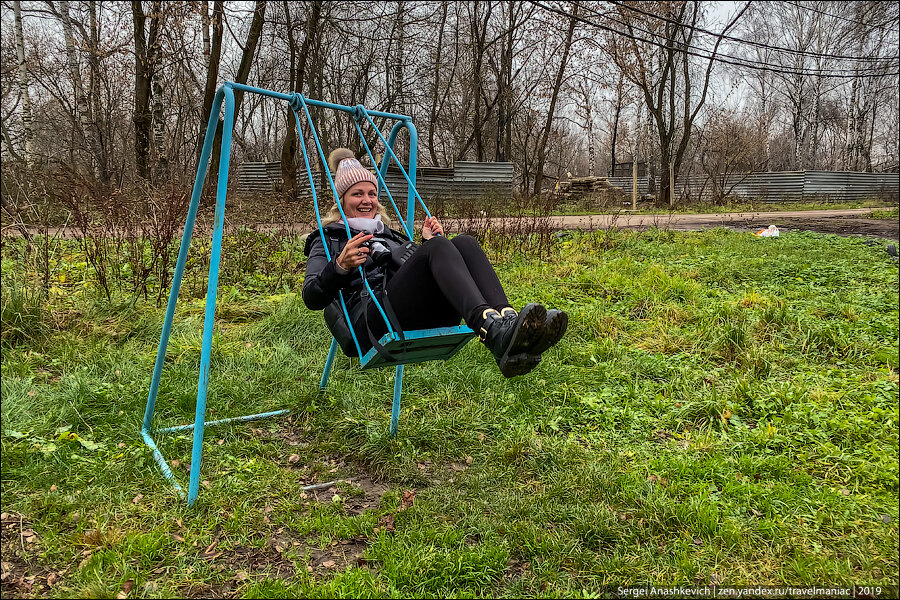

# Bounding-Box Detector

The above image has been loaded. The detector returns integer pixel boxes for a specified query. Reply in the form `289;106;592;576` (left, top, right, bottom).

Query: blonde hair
321;196;394;228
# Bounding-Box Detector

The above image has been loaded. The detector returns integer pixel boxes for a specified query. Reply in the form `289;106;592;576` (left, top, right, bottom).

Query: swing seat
360;325;476;369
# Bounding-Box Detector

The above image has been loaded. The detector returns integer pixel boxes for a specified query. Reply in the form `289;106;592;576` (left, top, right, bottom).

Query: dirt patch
541;209;899;241
304;538;371;574
769;216;899;240
0;512;65;599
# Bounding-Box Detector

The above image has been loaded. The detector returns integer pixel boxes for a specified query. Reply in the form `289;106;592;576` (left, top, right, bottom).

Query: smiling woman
302;148;569;378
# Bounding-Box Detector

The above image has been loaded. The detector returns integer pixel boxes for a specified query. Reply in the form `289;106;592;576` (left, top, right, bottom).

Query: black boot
530;309;568;355
480;303;546;377
497;307;568;356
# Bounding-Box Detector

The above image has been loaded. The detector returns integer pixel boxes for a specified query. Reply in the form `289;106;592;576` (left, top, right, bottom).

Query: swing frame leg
319;338;339;392
391;365;404;437
140;84;289;506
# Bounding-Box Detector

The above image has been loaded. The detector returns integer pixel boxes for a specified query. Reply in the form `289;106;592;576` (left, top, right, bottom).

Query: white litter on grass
755;225;780;237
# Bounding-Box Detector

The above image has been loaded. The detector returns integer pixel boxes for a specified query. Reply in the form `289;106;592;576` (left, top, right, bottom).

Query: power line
527;0;899;79
781;0;899;30
605;0;897;63
581;2;897;75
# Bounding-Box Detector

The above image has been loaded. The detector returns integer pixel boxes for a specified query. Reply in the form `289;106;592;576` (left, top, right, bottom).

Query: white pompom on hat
328;148;378;199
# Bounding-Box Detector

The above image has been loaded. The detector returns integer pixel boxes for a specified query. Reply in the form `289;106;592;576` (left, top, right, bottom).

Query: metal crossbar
141;82;474;506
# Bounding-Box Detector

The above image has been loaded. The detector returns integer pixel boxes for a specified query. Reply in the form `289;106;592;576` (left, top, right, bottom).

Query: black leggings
360;235;508;339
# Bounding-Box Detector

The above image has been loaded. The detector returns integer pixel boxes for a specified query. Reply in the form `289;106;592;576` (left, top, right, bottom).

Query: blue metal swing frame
141;82;474;505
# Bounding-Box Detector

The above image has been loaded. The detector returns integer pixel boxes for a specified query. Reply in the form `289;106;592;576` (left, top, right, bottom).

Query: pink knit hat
328;148;378;199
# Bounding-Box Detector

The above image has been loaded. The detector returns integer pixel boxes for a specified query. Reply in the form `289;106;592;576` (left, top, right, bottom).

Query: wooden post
631;160;638;210
669;162;675;207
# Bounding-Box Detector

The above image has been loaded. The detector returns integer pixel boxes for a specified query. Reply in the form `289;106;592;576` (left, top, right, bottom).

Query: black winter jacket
302;222;411;355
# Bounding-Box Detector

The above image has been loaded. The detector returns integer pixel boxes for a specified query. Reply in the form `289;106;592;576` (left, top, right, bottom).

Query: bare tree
607;1;747;205
532;2;578;196
132;0;162;180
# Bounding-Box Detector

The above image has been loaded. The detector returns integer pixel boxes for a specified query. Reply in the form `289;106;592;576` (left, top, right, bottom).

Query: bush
1;283;47;348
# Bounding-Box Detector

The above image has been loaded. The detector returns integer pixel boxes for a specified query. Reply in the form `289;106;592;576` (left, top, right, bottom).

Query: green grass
870;207;900;220
1;229;898;598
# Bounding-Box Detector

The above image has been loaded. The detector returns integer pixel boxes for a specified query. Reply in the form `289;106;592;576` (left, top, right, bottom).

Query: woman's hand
422;216;444;240
336;232;374;271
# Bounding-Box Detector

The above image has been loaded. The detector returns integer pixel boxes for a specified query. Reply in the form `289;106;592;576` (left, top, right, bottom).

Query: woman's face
342;182;380;219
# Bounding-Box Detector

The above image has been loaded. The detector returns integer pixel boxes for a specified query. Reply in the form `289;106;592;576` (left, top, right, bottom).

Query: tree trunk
13;1;34;168
610;73;624;177
209;0;265;183
428;1;451;165
132;1;161;181
280;0;321;193
533;4;578;197
60;0;104;180
199;0;223;173
87;0;109;183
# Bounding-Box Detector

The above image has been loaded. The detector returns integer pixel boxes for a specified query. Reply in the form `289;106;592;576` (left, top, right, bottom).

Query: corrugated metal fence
240;163;898;204
237;160;514;202
604;170;899;203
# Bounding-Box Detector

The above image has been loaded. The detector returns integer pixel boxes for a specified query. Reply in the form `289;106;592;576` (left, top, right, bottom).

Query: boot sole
529;310;568;355
498;303;546;377
499;353;541;378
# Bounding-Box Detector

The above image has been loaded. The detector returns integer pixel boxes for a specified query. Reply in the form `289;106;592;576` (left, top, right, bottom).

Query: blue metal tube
142;88;225;433
295;96;397;341
187;85;236;506
390;364;404;437
142;430;185;497
320;338;339;391
353;120;413;240
379;122;408;233
291;105;365;359
157;410;291;434
405;120;419;231
227;82;413;121
358;108;433;220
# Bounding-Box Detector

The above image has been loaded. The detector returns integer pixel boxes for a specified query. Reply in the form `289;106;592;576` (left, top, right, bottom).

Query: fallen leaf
400;490;415;511
171;533;185;542
465;455;473;465
117;442;126;449
50;484;57;492
378;514;395;532
115;579;134;599
131;493;143;504
216;438;224;445
288;454;300;464
235;571;249;581
322;560;336;568
201;480;211;489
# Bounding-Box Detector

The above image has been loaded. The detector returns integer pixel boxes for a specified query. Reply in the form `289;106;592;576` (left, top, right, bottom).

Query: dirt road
530;208;898;241
4;208;897;240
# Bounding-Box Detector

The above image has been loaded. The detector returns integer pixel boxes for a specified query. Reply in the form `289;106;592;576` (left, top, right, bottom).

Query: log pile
556;176;624;204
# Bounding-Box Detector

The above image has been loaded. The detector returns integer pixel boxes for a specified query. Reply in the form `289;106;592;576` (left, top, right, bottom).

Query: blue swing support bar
141;82;474;505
